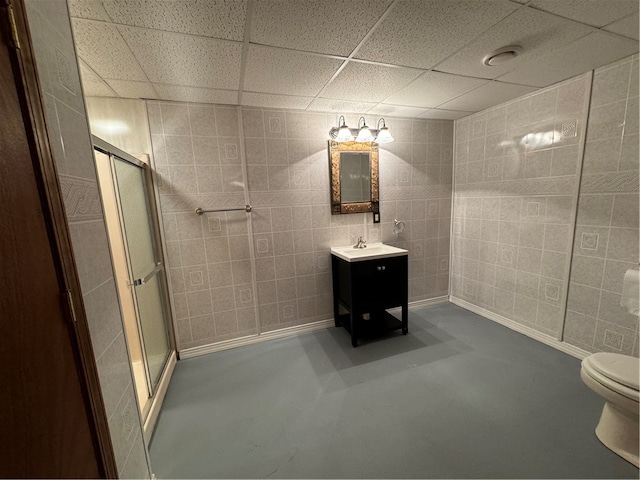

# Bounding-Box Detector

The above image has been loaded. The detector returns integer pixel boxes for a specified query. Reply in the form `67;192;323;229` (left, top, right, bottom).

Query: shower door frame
93;136;176;421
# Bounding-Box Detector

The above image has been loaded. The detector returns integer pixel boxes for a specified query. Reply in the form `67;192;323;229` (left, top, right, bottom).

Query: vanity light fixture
335;115;354;142
375;118;394;144
329;116;394;143
355;116;375;142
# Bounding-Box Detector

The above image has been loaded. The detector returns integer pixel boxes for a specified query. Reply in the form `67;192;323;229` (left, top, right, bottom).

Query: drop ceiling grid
67;0;639;116
306;98;378;114
78;60;118;97
382;71;490;109
106;79;158;99
367;104;430;118
249;0;394;57
438;81;538;112
242;45;345;97
435;7;594;80
152;84;239;105
72;18;148;82
68;0;112;22
417;109;474;120
319;61;425;103
603;13;640;41
118;26;243;90
353;0;519;69
72;18;161;99
497;31;640;87
241;92;314;110
527;0;639;28
99;0;247;41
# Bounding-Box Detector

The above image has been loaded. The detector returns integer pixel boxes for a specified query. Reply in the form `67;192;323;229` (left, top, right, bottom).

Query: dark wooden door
0;1;114;477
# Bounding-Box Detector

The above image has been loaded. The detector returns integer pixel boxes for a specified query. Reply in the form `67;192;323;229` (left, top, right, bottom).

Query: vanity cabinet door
352;256;407;311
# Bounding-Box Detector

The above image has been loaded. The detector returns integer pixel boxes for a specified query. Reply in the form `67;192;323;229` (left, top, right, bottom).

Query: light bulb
356;126;374;142
336;125;354;142
375;127;394;143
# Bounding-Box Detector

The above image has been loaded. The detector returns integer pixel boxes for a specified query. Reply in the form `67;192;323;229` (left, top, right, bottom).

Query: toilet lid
583;353;639;391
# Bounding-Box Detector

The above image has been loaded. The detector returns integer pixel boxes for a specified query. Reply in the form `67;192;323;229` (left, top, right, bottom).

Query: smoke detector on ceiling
482;46;523;66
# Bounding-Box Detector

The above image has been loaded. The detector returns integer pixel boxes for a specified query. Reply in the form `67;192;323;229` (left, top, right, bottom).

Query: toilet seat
582;353;639;402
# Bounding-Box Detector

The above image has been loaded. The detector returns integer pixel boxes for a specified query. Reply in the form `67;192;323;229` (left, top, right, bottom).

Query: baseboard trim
179;319;335;359
181;297;453;360
408;296;449;309
449;296;590;360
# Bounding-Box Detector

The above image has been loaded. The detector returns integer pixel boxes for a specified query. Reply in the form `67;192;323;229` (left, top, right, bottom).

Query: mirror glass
340;152;371;203
329;141;379;215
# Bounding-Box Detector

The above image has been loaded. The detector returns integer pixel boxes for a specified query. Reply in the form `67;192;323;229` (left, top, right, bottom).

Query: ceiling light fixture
482;45;522;66
329;116;394;143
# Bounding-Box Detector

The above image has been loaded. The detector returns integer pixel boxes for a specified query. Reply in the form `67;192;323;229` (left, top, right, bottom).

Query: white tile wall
453;54;639;357
25;0;151;476
149;103;453;349
452;73;592;338
565;55;639;355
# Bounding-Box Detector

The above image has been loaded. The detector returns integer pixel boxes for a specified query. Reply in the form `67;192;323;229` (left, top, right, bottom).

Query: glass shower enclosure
93;136;174;428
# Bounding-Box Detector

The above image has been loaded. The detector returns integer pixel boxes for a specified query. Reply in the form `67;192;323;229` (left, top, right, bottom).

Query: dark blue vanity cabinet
331;253;408;347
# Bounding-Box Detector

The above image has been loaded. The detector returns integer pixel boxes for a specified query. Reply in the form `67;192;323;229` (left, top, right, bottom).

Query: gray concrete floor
149;303;638;478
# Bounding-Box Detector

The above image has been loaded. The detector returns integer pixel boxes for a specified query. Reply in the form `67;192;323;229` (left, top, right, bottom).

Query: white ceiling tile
355;0;518;69
498;32;639;87
307;98;377;113
68;0;111;20
321;61;423;103
368;104;428;118
418;109;473;120
119;27;242;90
102;0;246;41
529;0;638;28
66;0;638;116
436;8;592;79
152;84;238;105
72;19;147;81
78;61;117;97
251;0;393;56
106;80;158;99
384;71;488;108
438;81;538;112
243;45;343;96
604;12;640;41
241;92;313;110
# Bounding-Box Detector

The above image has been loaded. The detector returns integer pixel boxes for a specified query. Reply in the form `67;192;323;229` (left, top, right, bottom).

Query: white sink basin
331;243;408;262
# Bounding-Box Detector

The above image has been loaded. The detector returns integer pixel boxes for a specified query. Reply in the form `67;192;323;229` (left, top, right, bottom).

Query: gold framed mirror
329;141;379;215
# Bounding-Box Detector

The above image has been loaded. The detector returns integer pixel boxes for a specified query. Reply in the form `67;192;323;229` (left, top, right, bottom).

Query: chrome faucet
353;236;367;249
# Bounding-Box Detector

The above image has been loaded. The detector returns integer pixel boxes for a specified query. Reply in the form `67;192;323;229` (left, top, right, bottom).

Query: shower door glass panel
113;156;170;390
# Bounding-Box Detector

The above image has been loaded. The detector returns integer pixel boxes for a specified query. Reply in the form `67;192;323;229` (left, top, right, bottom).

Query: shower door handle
130;263;162;287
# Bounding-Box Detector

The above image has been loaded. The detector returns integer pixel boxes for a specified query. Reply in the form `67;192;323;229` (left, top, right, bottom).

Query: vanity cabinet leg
402;303;408;335
350;312;358;347
331;255;341;327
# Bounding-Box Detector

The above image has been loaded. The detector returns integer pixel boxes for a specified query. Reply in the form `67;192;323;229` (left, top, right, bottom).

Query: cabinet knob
377;265;386;271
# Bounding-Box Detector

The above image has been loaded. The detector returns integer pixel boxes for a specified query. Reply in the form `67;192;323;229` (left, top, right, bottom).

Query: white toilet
581;352;639;467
